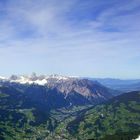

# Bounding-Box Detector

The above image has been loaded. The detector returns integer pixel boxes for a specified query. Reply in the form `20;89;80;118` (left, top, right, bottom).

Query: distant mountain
0;74;70;85
64;91;140;140
1;75;140;92
0;74;117;106
0;78;115;107
88;78;140;92
118;82;140;92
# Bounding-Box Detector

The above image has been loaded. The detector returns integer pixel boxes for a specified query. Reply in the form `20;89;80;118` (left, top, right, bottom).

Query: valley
0;75;140;140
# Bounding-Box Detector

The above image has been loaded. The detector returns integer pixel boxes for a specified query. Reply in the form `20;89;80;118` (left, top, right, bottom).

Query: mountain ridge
0;78;115;107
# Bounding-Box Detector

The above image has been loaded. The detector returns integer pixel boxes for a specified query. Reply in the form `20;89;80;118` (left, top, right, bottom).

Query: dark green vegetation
0;84;85;140
100;131;140;140
0;83;140;140
64;91;140;140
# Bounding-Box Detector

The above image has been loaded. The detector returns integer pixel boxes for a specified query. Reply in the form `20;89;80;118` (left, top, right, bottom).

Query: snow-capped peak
0;76;6;80
8;74;47;85
45;74;69;80
6;74;74;85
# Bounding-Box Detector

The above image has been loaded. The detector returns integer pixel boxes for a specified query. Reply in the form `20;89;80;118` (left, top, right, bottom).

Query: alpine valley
0;74;140;140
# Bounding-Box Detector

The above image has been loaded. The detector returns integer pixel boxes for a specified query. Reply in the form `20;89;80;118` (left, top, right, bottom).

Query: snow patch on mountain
1;74;76;85
0;76;6;80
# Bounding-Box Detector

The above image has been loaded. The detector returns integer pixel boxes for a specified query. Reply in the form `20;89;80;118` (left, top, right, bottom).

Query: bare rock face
46;78;114;105
0;74;115;107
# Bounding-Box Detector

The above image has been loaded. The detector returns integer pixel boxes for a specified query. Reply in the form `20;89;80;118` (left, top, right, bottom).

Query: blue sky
0;0;140;78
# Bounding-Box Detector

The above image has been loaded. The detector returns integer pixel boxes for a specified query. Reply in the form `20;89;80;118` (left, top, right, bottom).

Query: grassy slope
64;91;140;140
0;86;91;139
0;85;140;140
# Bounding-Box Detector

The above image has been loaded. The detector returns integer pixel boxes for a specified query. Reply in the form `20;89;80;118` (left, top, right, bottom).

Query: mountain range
89;78;140;92
0;74;139;140
0;74;118;108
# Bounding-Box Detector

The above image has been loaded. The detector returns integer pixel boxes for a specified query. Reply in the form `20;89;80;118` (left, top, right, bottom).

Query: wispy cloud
0;0;140;78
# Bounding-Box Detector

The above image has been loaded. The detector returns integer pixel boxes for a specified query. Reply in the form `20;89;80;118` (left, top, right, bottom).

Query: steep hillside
52;91;140;140
0;76;115;106
0;85;82;140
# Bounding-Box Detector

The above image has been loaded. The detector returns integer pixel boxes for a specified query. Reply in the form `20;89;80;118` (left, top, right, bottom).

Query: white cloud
0;0;140;78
